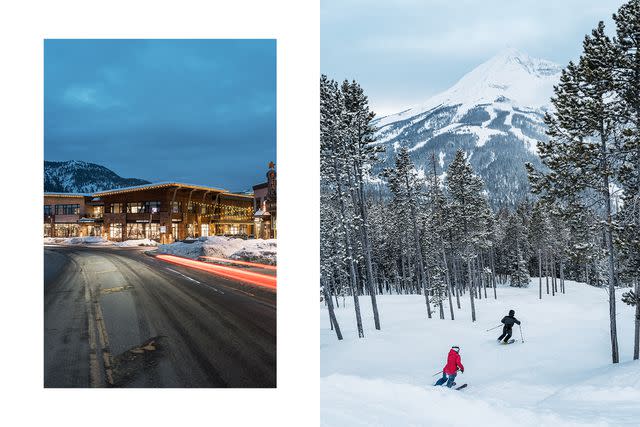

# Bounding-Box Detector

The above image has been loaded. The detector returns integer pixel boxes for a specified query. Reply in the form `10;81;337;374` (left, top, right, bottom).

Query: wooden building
44;183;255;243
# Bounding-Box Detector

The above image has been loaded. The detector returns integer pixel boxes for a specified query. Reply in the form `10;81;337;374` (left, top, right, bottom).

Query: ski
455;384;467;390
499;339;516;345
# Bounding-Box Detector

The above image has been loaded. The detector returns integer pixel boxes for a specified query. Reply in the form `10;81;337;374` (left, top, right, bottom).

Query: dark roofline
253;182;268;190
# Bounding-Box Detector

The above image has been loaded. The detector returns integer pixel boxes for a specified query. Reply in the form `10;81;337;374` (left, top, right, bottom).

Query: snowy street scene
44;39;276;388
321;0;639;425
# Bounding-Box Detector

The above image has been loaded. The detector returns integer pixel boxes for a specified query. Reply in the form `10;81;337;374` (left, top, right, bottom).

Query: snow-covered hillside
44;160;150;193
321;281;639;426
374;49;561;207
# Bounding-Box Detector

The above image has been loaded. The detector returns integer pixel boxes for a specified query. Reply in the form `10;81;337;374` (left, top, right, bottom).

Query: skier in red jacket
434;346;464;388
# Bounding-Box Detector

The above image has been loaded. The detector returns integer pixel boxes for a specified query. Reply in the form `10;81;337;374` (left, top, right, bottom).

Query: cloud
62;85;121;109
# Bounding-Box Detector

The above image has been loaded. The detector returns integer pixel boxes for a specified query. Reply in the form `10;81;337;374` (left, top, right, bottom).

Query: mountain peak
377;49;561;127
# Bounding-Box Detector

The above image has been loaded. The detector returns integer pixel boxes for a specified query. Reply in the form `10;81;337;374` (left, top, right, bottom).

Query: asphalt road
44;245;276;388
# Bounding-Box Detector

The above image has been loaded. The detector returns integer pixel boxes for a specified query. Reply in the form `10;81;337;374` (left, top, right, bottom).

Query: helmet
509;310;515;316
452;346;460;352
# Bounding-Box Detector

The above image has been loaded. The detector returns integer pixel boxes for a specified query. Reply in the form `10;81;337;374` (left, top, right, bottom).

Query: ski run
321;280;639;426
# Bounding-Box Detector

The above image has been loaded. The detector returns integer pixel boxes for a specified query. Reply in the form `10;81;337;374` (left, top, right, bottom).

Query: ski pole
432;370;443;377
519;324;524;343
485;324;502;332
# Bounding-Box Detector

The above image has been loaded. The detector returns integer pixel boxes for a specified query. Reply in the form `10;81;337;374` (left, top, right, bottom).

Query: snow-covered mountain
374;48;561;207
44;160;150;193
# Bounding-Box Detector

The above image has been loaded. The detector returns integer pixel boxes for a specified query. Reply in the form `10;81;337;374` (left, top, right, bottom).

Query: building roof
44;192;90;198
253;182;268;190
44;182;254;199
92;182;254;199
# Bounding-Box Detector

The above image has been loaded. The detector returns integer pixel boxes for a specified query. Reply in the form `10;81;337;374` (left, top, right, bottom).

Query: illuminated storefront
44;182;255;242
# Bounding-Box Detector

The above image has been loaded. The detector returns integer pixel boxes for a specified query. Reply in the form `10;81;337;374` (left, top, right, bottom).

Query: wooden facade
44;183;255;243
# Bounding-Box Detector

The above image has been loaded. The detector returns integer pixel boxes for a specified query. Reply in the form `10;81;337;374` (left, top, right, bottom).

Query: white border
0;1;319;425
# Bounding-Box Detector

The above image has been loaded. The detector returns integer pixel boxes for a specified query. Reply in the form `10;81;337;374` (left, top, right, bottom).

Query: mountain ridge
372;49;560;207
44;160;150;193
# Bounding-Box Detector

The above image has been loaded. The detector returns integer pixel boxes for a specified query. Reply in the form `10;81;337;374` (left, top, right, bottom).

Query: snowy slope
320;281;639;426
44;160;150;193
373;49;560;207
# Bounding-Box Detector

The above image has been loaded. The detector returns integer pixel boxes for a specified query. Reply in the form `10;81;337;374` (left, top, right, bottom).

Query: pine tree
446;149;491;322
527;22;623;363
613;0;640;361
511;247;531;288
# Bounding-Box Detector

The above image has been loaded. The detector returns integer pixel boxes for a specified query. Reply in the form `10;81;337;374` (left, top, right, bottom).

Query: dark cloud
45;39;276;192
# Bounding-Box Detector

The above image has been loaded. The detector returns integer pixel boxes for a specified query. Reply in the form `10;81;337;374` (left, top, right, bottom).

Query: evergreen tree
527;22;623;363
446;149;491;322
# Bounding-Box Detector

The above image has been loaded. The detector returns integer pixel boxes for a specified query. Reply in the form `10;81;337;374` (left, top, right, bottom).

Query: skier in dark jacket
497;309;521;344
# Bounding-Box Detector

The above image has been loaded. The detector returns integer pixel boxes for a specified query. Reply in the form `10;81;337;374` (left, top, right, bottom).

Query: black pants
498;326;512;342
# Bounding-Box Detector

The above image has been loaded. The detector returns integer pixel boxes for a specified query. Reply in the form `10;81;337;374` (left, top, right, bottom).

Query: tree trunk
545;254;550;295
634;279;639;360
322;278;343;340
538;250;543;300
443;249;455;320
407;181;431;318
355;174;381;330
467;258;477;322
491;248;497;300
453;256;461;309
332;155;364;338
551;257;556;297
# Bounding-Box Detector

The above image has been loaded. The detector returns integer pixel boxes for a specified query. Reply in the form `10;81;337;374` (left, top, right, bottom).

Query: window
55;224;80;237
186;223;196;238
188;202;195;213
87;225;102;236
55;204;79;215
110;224;123;239
44;224;52;237
127;202;143;213
201;224;209;237
147;223;160;240
91;206;104;218
143;201;161;214
127;223;145;239
229;224;239;235
171;201;181;213
172;223;179;240
111;203;123;214
44;205;52;216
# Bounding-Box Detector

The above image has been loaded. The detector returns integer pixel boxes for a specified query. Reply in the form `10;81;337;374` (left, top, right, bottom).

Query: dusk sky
45;39;276;192
322;0;627;116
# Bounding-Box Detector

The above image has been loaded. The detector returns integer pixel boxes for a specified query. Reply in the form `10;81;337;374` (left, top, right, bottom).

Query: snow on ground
44;236;113;245
43;237;157;246
321;280;639;426
156;236;277;265
113;238;158;247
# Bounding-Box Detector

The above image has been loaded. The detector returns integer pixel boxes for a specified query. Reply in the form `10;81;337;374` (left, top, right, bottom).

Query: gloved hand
460;369;464;373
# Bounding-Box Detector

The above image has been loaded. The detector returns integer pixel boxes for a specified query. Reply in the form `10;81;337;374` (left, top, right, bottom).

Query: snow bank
43;237;158;247
321;281;639;426
44;236;113;245
157;236;277;265
113;238;158;247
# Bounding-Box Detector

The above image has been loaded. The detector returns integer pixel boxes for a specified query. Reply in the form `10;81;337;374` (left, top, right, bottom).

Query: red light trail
156;254;277;290
199;256;277;271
